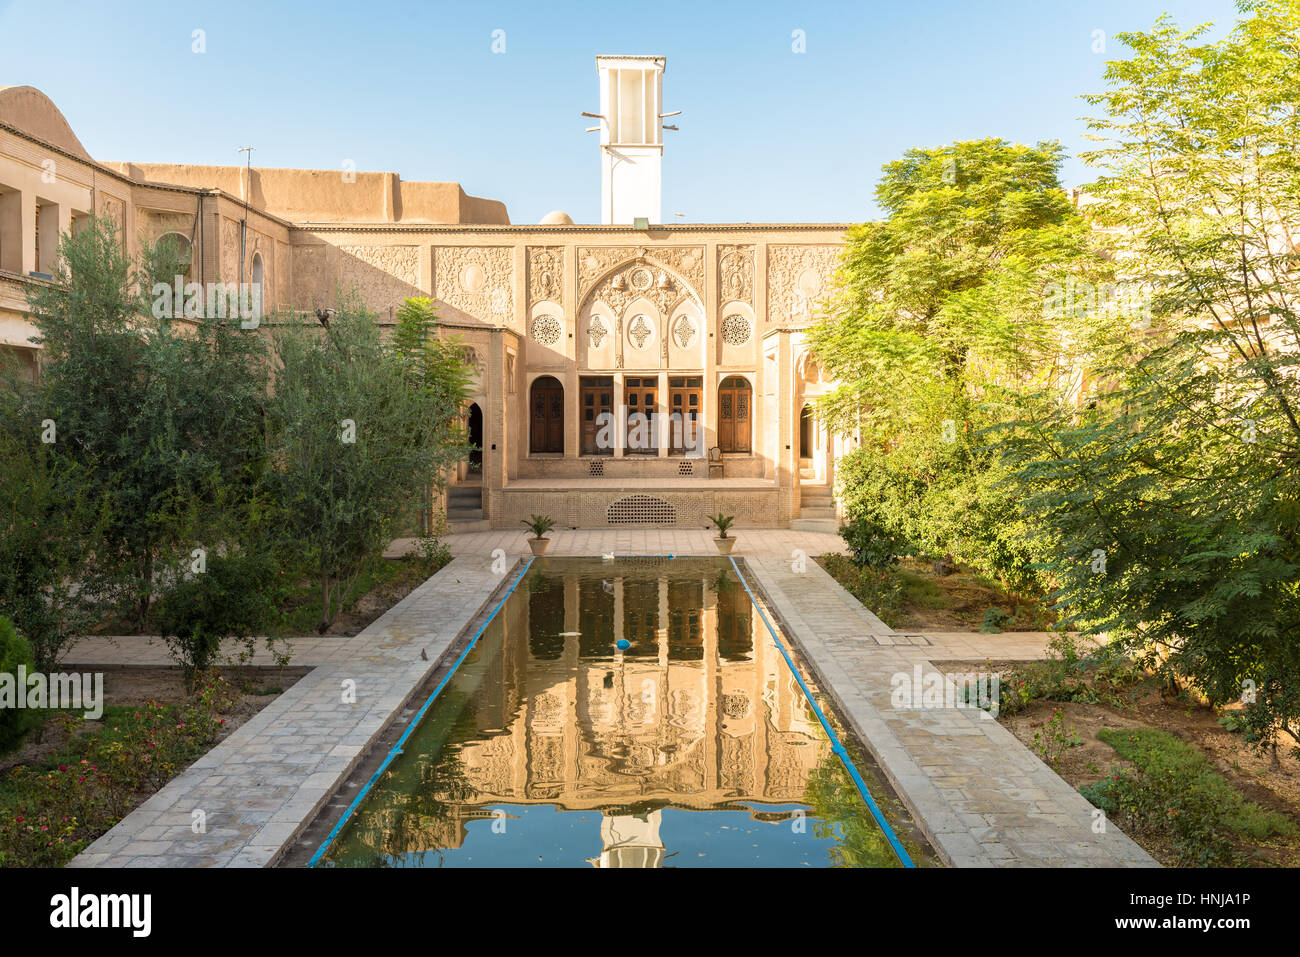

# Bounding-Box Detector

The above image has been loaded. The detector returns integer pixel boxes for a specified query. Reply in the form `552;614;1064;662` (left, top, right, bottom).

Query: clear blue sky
0;0;1242;224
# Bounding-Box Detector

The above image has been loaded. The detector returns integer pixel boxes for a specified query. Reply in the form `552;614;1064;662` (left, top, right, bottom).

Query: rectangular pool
314;557;914;868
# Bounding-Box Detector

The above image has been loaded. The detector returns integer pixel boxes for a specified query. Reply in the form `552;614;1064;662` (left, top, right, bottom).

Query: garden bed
89;551;450;642
944;657;1300;867
274;551;451;637
818;554;1053;632
0;665;308;866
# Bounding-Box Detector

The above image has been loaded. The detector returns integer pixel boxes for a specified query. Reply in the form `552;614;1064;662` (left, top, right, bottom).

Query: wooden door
718;376;751;453
530;376;564;453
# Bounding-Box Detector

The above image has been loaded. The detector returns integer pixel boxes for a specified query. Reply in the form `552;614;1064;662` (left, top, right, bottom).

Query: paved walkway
742;555;1154;867
70;553;510;868
69;528;1153;868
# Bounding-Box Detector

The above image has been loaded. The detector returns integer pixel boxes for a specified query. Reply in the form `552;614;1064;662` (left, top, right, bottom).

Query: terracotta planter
713;536;735;555
528;537;550;556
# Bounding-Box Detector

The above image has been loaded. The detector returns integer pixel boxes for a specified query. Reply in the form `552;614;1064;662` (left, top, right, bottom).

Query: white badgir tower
595;55;670;225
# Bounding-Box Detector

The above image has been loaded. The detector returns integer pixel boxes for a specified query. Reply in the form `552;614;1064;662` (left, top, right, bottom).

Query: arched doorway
466;402;483;472
799;403;815;459
157;232;193;284
530;376;564;454
718;375;752;453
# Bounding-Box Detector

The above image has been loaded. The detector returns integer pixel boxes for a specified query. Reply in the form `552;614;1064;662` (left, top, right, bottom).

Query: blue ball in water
616;639;631;650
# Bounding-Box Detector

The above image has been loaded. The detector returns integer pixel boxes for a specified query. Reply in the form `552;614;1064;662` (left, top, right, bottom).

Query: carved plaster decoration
766;245;840;325
628;314;654;350
435;246;513;323
577;246;705;314
527;247;563;307
588;315;609;349
718;244;755;304
461;346;486;378
721;314;753;346
337;245;421;309
672;315;697;348
531;314;562;346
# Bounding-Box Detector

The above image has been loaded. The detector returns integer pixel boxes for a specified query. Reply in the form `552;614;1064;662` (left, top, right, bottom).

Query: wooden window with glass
624;376;658;455
580;376;614;456
668;376;702;455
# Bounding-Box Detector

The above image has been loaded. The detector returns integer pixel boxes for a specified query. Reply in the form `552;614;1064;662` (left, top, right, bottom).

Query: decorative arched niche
621;296;660;366
718;301;756;365
667;298;704;368
528;301;566;364
156;232;193;284
581;300;617;370
577;254;703;373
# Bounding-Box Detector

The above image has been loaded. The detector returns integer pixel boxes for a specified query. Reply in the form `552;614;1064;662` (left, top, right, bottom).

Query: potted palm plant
708;513;736;555
522;514;556;556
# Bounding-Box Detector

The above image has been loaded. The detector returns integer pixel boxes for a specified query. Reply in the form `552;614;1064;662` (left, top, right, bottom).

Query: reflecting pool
317;557;907;867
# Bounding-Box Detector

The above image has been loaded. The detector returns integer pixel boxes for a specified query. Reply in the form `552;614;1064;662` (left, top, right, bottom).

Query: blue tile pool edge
306;556;536;867
307;553;915;868
727;555;916;868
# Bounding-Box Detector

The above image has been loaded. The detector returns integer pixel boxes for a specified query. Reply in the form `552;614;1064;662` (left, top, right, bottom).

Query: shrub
995;634;1144;716
0;673;238;866
838;514;901;570
980;607;1014;633
1028;707;1082;766
0;615;38;753
819;554;904;627
1082;727;1295;866
153;552;278;689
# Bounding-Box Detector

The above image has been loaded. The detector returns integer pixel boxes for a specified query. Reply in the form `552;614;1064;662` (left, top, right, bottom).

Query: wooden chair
708;446;724;479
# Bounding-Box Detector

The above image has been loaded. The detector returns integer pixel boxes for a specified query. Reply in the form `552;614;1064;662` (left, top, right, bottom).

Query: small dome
539;210;574;225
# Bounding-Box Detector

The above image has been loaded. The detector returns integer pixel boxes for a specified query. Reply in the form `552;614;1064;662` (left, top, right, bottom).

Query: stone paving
68;527;1154;868
741;554;1155;867
69;551;513;868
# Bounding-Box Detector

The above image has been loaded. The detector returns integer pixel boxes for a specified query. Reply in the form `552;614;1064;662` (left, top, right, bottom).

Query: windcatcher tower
595;55;667;225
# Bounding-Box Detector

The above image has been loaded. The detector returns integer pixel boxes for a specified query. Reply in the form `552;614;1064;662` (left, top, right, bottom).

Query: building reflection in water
321;558;886;868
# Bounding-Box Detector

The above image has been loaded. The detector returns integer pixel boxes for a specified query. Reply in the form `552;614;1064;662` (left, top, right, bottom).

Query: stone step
799;506;837;520
448;487;483;502
446;518;491;533
790;518;839;533
447;507;484;522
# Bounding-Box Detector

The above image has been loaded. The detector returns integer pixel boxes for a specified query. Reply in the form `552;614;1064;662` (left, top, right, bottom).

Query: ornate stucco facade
0;77;848;531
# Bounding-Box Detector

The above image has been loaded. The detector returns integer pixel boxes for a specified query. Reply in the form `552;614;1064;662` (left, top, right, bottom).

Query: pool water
316;557;907;868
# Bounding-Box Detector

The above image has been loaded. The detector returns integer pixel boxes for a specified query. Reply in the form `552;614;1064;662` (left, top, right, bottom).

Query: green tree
0;615;37;753
1005;0;1300;755
263;297;468;631
809;138;1099;587
0;420;107;670
21;217;269;628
